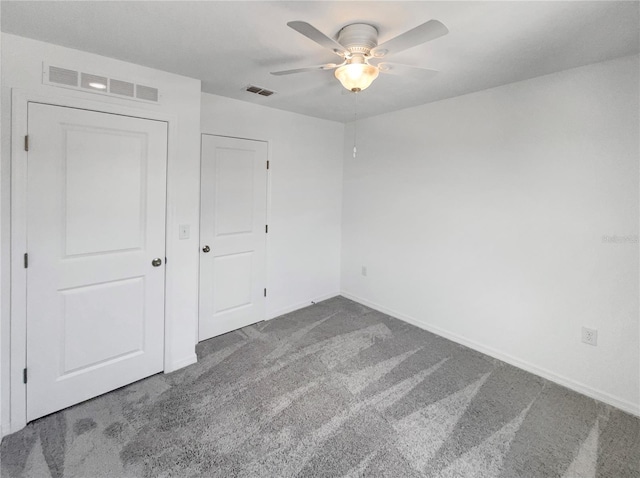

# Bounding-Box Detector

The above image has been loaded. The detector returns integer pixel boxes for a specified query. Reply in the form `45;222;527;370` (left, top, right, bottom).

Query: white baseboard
165;353;198;373
267;291;341;320
341;290;640;417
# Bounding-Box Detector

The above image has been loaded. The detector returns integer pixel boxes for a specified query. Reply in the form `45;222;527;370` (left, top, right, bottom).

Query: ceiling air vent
43;63;161;104
245;85;275;97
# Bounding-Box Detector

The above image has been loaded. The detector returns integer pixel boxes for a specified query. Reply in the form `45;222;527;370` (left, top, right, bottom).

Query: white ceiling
2;1;639;123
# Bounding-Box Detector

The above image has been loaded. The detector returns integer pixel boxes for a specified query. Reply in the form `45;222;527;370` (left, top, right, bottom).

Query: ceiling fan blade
287;21;349;57
271;63;342;76
371;20;448;57
377;62;439;78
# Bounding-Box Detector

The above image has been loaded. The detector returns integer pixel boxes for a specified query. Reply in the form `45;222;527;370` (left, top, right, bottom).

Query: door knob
202;245;211;253
151;258;162;267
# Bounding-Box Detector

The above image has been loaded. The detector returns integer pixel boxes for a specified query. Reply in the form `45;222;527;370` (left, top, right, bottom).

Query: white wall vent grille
136;85;159;102
110;79;135;97
80;73;108;90
49;66;78;87
43;63;161;104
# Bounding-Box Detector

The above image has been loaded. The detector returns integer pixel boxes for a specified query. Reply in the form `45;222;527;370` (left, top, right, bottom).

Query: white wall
201;94;344;319
1;33;202;434
341;55;640;414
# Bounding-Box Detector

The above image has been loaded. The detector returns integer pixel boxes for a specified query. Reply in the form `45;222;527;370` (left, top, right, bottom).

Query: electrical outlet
179;224;190;240
582;327;598;346
361;266;367;277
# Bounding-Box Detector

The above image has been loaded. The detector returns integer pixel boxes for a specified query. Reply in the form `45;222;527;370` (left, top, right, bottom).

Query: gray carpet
2;296;639;477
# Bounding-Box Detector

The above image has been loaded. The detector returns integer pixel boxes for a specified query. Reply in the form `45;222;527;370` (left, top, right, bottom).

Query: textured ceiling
2;1;639;123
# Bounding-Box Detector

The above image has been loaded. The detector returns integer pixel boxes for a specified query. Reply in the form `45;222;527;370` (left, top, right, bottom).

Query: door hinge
23;368;27;384
266;160;270;170
265;224;268;233
24;253;28;269
264;288;267;297
165;257;167;265
24;135;29;152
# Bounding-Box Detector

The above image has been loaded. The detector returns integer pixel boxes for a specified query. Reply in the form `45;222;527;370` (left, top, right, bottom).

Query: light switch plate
179;224;190;240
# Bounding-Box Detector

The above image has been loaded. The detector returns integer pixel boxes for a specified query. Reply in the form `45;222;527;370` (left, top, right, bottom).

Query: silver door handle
202;245;210;253
152;258;162;267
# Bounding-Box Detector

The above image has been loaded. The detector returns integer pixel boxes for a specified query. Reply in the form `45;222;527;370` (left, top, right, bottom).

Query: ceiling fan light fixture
334;62;379;92
273;19;448;93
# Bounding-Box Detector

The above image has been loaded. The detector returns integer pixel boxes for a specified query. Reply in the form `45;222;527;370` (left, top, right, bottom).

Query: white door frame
198;133;272;342
8;89;178;434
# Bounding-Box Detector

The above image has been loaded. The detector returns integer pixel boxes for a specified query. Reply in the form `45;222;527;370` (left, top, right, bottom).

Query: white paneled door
199;135;267;341
26;103;168;421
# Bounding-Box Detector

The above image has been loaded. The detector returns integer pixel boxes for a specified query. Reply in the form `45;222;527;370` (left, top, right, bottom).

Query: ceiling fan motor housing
337;23;378;55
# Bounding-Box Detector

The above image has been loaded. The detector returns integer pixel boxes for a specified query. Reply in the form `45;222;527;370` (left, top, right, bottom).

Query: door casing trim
8;89;178;434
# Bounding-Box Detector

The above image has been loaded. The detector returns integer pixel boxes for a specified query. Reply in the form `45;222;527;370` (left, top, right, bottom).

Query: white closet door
26;103;168;421
199;135;267;341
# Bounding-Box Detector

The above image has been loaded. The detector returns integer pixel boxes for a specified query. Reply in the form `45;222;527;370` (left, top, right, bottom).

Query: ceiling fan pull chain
353;90;358;158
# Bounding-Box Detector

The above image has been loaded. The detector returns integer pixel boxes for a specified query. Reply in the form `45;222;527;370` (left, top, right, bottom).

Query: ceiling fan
271;20;449;92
